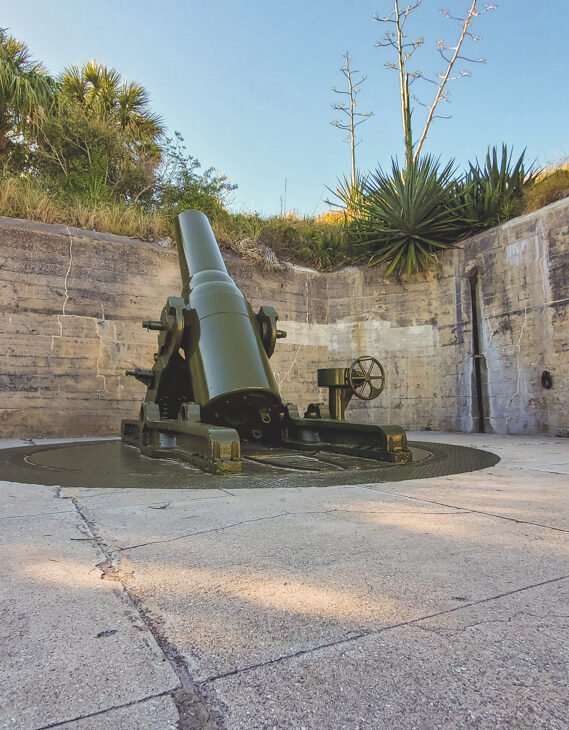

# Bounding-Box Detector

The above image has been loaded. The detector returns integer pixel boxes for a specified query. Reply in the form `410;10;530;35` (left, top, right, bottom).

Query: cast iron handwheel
348;355;386;400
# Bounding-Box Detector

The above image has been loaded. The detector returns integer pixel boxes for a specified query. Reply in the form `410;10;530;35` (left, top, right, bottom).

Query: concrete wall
325;199;568;435
0;199;567;438
0;218;329;438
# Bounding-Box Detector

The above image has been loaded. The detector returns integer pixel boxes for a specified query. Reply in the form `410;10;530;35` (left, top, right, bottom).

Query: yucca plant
461;144;538;228
331;171;367;218
337;155;470;277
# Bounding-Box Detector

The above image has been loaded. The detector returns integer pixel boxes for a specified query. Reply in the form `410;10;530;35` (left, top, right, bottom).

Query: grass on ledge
0;176;348;270
0;176;171;241
2;167;568;271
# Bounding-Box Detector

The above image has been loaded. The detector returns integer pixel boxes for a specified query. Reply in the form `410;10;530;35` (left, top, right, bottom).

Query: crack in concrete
523;466;569;477
361;485;569;534
50;228;74;353
68;489;228;506
328;508;470;517
216;488;237;497
414;609;542;640
537;216;550;310
276;344;302;388
57;491;222;730
447;610;535;633
118;507;472;552
32;690;173;730
95;310;111;395
62;227;73;316
199;573;569;685
65;488;132;500
50;315;63;352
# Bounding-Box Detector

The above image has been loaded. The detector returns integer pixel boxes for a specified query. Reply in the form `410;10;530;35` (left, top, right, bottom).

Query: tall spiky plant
461;144;538;227
338;155;471;276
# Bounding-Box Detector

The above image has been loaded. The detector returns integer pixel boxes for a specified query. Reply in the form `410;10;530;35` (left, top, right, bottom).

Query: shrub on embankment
2;158;568;274
1;29;567;275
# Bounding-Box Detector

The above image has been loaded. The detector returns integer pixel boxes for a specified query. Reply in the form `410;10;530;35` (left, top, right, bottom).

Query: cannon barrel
175;210;282;433
122;209;411;472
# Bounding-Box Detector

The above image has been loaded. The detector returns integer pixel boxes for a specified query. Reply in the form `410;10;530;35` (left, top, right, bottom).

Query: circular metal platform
0;439;500;489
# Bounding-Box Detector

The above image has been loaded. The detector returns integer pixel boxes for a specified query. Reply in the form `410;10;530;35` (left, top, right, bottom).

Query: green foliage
33;97;156;203
0;29;561;276
0;42;232;220
214;212;346;269
254;216;345;268
29;61;164;203
153;133;236;220
298;227;345;269
337;155;470;276
330;172;367;217
461;145;538;228
331;146;544;277
58;61;164;144
0;29;53;167
0;174;169;239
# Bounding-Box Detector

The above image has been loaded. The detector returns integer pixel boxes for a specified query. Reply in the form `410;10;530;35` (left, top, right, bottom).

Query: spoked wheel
348;355;386;400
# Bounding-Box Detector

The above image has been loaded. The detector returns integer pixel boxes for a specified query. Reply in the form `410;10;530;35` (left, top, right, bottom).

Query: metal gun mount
121;209;411;473
308;356;387;421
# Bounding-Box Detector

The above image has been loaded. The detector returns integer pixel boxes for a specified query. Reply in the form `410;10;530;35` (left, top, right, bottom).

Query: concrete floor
1;433;568;730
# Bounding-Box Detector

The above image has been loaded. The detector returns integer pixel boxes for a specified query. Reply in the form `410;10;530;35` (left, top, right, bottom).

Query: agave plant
336;155;470;277
331;171;367;218
460;144;538;228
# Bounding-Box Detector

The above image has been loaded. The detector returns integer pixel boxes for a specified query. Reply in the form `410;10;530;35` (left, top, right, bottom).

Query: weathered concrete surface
0;475;181;730
50;696;179;729
1;198;568;439
0;216;328;439
1;434;567;729
208;579;568;730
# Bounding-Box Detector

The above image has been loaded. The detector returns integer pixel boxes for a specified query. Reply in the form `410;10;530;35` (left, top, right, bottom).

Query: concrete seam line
58;491;223;730
75;489;227;503
118;510;294;551
117;507;472;552
199;573;569;685
117;507;374;551
31;690;172;730
0;508;76;520
524;467;569;477
360;485;569;534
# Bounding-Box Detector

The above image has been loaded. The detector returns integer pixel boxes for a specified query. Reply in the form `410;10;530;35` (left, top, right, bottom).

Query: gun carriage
122;209;411;473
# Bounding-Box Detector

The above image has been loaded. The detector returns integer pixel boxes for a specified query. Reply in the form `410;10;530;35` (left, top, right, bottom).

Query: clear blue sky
3;0;568;215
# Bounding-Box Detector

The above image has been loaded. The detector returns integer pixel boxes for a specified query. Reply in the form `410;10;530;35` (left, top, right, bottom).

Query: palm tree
0;29;53;159
58;60;163;145
34;61;164;201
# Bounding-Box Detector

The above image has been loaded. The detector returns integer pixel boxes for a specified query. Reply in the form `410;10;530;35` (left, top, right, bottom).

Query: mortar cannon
122;210;411;473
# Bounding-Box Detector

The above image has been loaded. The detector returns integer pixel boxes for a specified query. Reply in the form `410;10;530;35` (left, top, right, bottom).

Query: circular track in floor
0;439;500;489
